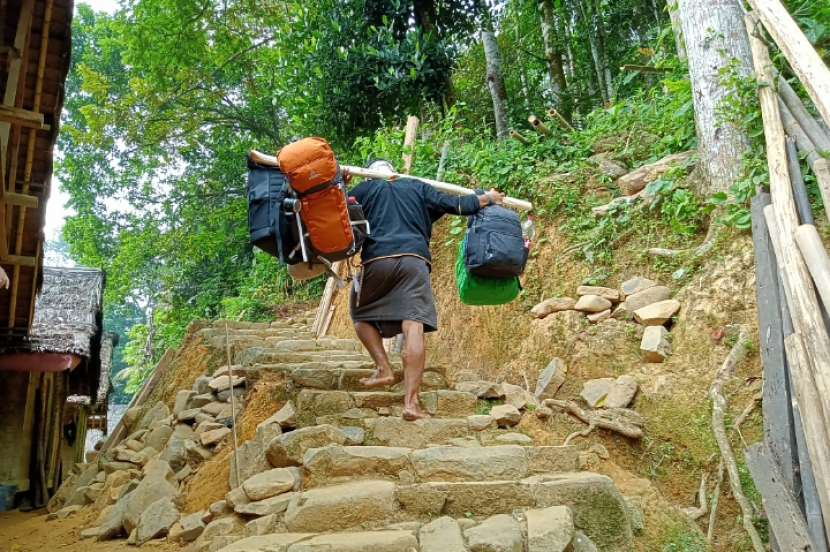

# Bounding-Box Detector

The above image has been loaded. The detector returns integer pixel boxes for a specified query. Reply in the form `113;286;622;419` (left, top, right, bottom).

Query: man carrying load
344;159;505;421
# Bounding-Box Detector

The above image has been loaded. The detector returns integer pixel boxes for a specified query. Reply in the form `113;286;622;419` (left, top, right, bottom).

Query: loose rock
640;326;671;362
173;390;196;416
574;295;612;313
576;286;620;303
620;276;659;299
209;375;246;393
464;513;523;552
135;495;180;545
587;309;611;324
467;414;495;431
242;468;297;501
633;299;680;326
179;511;206;541
580;378;614;408
201;426;231;446
490;404;522;427
535;358;567;399
419;516;467;552
531;297;577;319
266;425;346;467
502;383;537;410
625;286;670;313
495;433;533;445
258;400;298;430
605;375;638;409
526;505;575;552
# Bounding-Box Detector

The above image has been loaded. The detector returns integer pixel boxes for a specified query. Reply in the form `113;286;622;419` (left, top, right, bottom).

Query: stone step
302;444;579;487
294;390;479;425
264;473;632;551
237;348;371;366
270;338;363;352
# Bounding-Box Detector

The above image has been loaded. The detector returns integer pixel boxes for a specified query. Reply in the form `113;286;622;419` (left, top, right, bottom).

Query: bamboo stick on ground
509;129;529;145
547;108;575;132
528;115;552;136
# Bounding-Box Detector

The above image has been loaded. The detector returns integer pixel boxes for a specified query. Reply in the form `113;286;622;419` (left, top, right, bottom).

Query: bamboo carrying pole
745;0;830;128
342;166;534;212
247;150;534;211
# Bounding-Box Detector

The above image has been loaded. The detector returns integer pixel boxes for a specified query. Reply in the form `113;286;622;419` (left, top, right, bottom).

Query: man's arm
423;182;504;215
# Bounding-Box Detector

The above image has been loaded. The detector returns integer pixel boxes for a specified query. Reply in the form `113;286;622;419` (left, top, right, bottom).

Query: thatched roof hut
28;267;104;358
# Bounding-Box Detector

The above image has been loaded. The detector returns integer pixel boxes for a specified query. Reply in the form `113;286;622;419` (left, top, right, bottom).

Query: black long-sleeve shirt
348;177;482;264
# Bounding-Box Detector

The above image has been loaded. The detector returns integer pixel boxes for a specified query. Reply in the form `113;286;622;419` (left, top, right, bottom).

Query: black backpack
464;204;529;278
245;152;369;273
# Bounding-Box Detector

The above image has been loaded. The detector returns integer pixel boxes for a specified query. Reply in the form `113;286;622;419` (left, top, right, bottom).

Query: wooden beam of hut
0;106;49;130
746;0;830;128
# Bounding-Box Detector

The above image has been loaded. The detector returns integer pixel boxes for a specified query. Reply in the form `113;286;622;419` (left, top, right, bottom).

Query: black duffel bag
464;203;529;278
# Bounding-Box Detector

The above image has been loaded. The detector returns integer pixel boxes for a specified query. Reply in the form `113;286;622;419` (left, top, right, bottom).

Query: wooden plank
0;105;48;130
100;348;176;452
748;15;830;437
0;254;36;266
794;224;830;314
766;207;830;539
783;331;830;540
816;159;830;225
750;193;797;489
0;0;34;150
745;442;816;551
746;1;830;128
3;193;37;208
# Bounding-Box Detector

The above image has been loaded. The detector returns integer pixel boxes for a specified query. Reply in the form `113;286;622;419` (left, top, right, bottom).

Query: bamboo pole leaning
746;13;830;434
816;158;830;225
774;67;830;154
745;0;830;128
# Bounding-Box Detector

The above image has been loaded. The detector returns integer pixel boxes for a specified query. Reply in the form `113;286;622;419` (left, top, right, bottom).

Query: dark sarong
349;255;438;338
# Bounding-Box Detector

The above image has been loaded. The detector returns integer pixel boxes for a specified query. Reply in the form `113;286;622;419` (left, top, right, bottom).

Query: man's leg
400;320;430;420
354;321;396;387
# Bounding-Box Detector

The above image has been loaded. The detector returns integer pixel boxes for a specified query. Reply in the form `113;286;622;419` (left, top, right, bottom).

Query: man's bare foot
402;408;432;421
360;366;395;388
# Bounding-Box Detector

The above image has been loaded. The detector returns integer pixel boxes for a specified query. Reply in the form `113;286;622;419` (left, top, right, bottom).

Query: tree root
543;399;645;445
707;459;725;543
732;392;762;447
591;189;648;216
709;325;766;552
648;221;719;259
679;470;710;520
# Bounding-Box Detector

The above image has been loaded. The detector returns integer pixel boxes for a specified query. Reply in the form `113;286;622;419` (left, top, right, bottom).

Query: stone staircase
192;316;639;552
49;314;640;552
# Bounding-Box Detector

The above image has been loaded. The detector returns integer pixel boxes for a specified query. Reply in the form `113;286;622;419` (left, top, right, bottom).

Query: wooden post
748;15;830;435
528;115;552;136
509;130;529;145
745;1;830;128
815;158;830;225
402;116;419;174
786;137;814;224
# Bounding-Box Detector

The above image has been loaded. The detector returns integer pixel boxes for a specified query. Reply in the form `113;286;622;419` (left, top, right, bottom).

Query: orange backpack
276;137;366;265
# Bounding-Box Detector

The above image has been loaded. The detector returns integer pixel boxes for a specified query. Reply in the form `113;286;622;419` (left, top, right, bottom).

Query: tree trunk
576;0;608;104
593;0;614;102
678;0;753;195
540;0;570;117
413;0;456;111
668;1;687;60
482;30;510;141
515;25;531;111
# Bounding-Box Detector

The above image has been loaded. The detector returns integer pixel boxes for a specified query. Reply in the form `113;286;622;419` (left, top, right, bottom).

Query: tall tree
482;29;511;140
677;0;753;195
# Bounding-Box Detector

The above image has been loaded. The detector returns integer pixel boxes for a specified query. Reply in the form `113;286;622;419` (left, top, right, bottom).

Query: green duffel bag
456;236;520;306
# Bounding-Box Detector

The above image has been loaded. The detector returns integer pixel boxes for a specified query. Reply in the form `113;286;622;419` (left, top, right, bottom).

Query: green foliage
662;526;708;552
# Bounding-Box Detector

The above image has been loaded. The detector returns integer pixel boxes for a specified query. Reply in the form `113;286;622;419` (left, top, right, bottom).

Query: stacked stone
531;276;681;363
